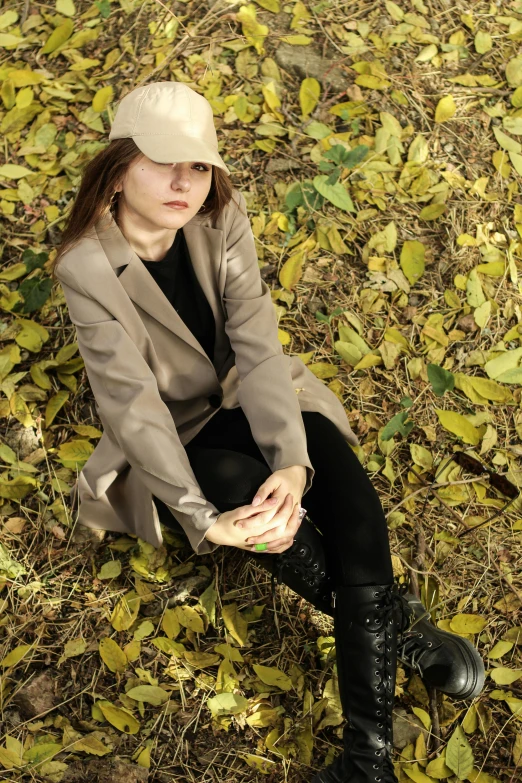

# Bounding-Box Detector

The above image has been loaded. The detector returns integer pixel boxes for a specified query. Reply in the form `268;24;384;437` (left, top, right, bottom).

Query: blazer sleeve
223;191;315;496
55;265;222;556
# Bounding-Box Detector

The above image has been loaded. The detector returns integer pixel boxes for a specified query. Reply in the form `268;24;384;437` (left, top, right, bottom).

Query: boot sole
415;627;486;700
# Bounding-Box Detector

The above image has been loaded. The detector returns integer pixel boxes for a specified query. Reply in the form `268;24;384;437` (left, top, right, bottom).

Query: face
114;154;213;231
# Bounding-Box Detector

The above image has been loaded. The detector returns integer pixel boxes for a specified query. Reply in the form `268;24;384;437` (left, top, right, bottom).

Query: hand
238;465;308;552
204;495;300;552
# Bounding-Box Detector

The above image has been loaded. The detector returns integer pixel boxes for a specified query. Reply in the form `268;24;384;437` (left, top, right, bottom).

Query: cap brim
132;135;230;175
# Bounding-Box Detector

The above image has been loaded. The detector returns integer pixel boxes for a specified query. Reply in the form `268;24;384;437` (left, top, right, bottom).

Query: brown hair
50;138;236;282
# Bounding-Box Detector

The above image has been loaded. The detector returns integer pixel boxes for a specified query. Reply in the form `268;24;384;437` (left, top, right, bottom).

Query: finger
245;499;299;545
243;495;293;542
234;496;278;527
237;493;289;531
266;537;295;553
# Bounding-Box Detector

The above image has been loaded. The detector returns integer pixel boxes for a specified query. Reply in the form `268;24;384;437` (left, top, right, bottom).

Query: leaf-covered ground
1;0;522;780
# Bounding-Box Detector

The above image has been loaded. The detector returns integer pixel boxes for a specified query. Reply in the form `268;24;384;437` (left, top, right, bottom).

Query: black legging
154;406;393;588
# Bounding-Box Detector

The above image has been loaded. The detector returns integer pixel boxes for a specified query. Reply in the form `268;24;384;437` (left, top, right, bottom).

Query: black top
138;228;216;362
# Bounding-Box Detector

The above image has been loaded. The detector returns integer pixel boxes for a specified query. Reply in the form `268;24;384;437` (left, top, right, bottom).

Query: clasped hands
203;465;307;553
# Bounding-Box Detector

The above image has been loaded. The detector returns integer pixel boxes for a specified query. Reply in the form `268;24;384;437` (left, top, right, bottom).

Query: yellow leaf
425;754;454;779
412;706;432;730
353;353;383;370
435;94;456;123
99;637;127;673
222;603;249;646
484;346;522;379
506;55;522;88
97;700;140;734
509;150;522;176
488;640;513;659
410;445;433;470
468;376;513;402
240;753;277;774
279;250;305;290
184;651;221;668
466;269;486;307
368;221;397;253
475;31;492;53
473;301;491;329
41;18;74;54
419;203;446;220
92;85;113;113
280;34;313;45
126;685;169;704
435;409;480;445
1;643;34;668
490;667;522;685
450;614;487;634
403;761;436;782
335;341;362;366
175;605;205;634
400;240;425;285
97;560;121;580
161;608;181;639
252;663;293;691
237;5;268;54
0;164;33;180
207;692;249;717
111;591;141;631
299;77;320;116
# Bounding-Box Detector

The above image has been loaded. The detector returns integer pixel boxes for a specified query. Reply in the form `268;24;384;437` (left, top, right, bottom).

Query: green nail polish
254;543;268;551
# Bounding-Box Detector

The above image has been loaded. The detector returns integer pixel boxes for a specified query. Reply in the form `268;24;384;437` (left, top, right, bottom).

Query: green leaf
445;724;474;779
381;410;415;441
427;363;455;396
313;175;355;212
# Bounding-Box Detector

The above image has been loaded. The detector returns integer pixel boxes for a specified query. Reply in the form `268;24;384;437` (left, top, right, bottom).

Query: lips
165;201;188;207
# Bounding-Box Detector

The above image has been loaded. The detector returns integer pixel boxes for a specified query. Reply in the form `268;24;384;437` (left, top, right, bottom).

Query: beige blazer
54;188;359;555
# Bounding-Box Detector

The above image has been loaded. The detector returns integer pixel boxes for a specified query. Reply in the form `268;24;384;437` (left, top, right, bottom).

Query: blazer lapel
95;212;227;376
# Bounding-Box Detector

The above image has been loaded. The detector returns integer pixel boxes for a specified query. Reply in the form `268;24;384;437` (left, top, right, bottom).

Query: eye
158;162;209;171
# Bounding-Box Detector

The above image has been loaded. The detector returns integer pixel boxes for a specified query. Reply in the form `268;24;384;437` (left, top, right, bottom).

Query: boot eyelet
294;569;299;574
373;765;379;770
320;570;325;577
377;723;383;728
377;697;383;703
427;641;433;647
376;711;382;716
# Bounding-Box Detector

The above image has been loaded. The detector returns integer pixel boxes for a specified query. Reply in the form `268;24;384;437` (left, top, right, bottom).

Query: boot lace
269;533;332;607
364;583;403;783
393;583;437;675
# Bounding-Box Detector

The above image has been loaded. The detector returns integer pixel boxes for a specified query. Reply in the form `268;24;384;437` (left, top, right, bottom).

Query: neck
116;202;179;261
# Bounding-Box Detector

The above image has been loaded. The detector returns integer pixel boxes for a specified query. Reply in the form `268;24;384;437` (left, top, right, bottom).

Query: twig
411;471;522;607
428;687;441;753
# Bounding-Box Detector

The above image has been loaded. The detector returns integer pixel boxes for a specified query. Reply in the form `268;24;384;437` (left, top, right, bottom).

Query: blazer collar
93;211;226;371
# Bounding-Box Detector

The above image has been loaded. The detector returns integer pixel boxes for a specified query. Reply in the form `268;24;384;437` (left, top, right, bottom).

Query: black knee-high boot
251;518;485;702
247;515;335;610
312;583;400;783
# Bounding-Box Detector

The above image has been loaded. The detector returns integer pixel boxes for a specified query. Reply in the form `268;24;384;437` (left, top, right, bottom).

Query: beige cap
108;81;230;175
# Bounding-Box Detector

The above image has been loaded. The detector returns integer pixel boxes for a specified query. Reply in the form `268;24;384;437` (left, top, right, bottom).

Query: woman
52;81;484;782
